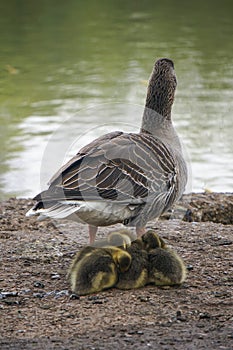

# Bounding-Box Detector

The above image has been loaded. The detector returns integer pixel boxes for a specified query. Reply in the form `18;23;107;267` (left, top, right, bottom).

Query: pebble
70;293;80;300
176;310;187;322
0;291;18;298
33;292;46;299
19;289;31;295
138;296;150;302
199;312;211;319
2;300;20;305
54;290;69;298
91;300;104;304
34;281;45;288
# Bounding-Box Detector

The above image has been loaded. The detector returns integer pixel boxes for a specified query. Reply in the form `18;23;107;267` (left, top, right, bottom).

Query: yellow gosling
68;246;131;295
147;247;187;286
116;239;148;290
141;230;186;286
92;229;133;249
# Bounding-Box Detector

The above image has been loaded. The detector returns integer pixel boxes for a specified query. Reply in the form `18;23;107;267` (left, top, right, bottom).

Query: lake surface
0;0;232;200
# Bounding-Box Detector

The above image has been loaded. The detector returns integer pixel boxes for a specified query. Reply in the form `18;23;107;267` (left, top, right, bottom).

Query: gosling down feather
116;239;148;290
26;58;187;243
92;229;133;249
142;230;187;286
68;246;131;295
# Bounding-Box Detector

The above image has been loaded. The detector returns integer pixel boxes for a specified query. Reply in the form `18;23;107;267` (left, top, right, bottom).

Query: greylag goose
26;58;187;243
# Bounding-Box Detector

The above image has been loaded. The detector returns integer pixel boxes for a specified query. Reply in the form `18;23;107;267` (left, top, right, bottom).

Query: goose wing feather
34;131;178;218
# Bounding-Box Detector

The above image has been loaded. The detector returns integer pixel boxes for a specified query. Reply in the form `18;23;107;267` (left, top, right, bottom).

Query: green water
0;0;233;199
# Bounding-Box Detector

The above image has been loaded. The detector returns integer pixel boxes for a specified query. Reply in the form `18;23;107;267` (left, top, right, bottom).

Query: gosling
92;229;134;249
68;246;131;295
142;230;187;286
141;229;167;250
116;239;148;290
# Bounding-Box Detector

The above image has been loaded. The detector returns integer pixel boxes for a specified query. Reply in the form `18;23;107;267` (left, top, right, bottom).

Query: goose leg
136;226;146;237
89;225;98;244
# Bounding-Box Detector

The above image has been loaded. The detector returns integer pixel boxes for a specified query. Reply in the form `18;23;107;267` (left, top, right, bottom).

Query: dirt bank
0;193;232;349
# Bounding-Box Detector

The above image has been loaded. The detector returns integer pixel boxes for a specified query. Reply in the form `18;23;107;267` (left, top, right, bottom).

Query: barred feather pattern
34;131;186;227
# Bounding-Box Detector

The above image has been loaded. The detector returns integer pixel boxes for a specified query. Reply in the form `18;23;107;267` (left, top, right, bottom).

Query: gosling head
111;247;132;273
141;230;166;251
108;230;132;249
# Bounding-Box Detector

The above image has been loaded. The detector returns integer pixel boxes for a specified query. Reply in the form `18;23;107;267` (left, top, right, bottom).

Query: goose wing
34;131;178;215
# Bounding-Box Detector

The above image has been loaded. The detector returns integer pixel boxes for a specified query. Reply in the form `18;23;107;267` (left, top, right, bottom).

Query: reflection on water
0;0;232;199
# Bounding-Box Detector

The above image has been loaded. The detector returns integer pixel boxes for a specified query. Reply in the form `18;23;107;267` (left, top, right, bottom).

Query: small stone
138;296;150;302
39;304;52;309
0;291;18;298
92;300;103;304
33;292;45;299
176;310;187;322
199;312;211;319
19;289;31;295
3;300;20;306
70;293;80;300
212;291;229;298
34;281;45;288
54;290;69;298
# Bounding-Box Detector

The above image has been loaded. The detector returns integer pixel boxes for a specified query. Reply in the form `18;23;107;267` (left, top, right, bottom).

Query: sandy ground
0;193;232;349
